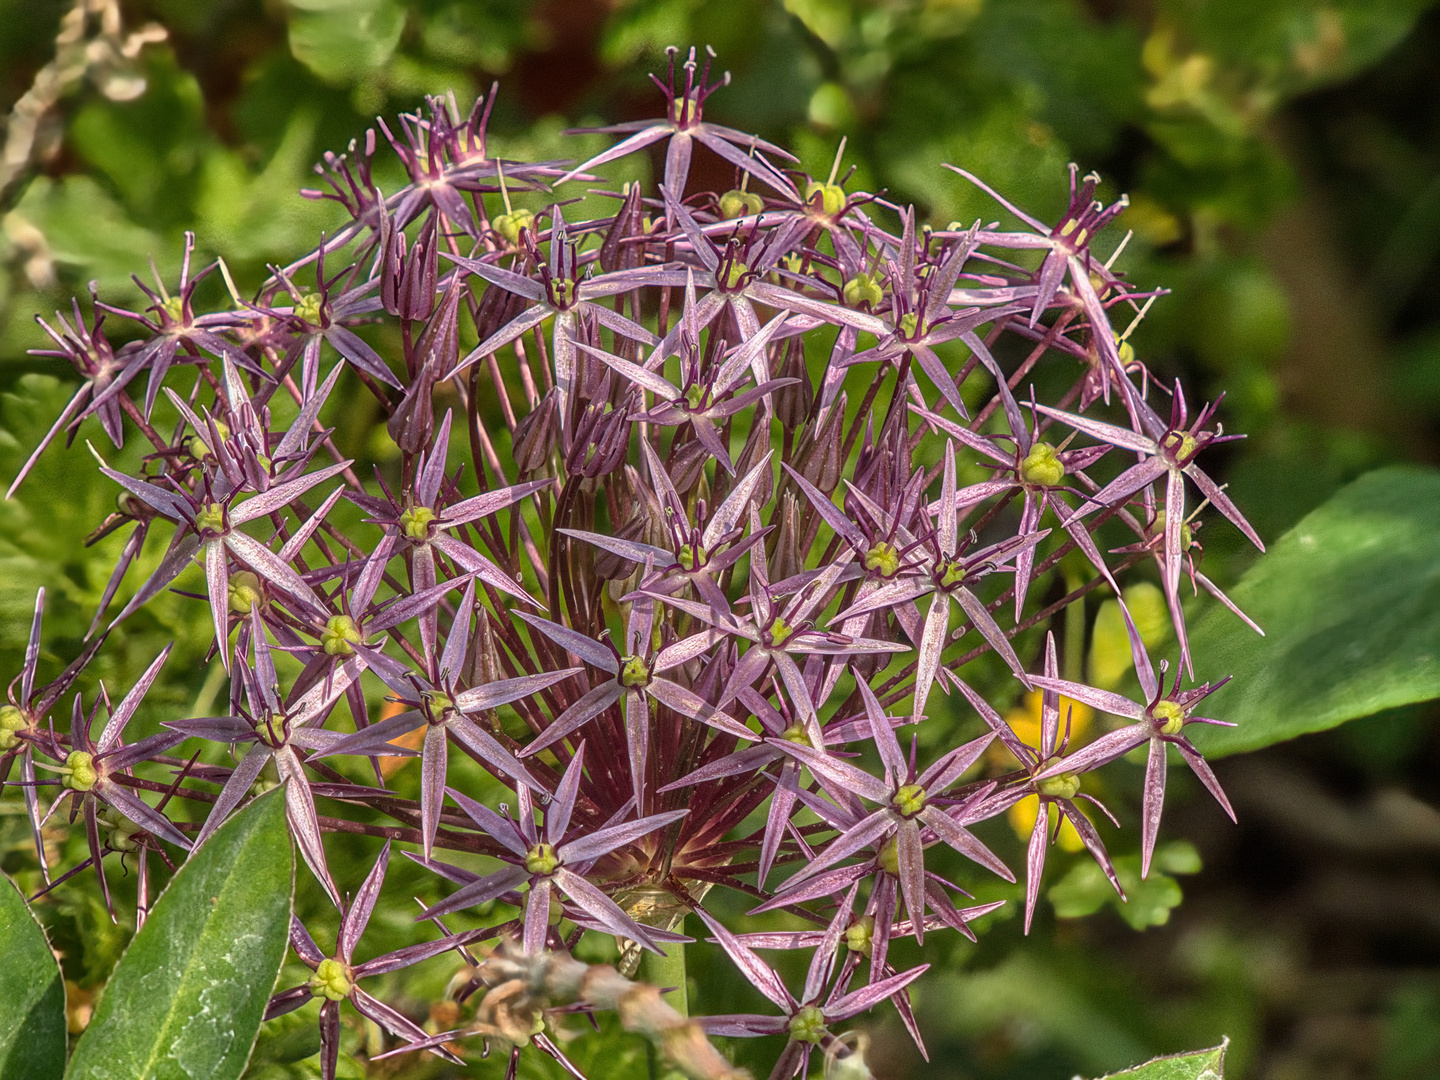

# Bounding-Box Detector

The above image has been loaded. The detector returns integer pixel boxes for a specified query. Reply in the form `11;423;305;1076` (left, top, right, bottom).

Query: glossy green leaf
1189;466;1440;757
0;873;66;1080
1091;1039;1227;1080
65;790;293;1080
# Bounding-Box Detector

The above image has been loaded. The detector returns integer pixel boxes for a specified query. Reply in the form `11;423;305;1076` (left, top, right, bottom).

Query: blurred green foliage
3;0;1440;1077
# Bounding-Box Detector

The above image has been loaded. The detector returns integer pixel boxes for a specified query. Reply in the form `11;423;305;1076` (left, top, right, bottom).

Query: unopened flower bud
718;189;764;219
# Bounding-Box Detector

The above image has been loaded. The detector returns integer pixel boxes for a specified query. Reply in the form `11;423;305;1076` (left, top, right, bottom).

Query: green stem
1063;566;1087;684
639;932;688;1019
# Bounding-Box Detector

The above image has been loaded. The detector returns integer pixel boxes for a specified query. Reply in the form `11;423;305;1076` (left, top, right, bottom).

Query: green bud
1020;442;1065;487
619;655;651;688
788;1004;828;1045
195;502;227;536
321;615;362;657
718;189;764;219
228;571;263;613
525;841;560;876
64;750;98;792
803;180;847;218
766;616;794;647
892;783;927;818
400;506;436;542
863;541;901;578
1151;699;1185;736
877;835;899;875
493;208;535;246
844;915;875;956
780;723;812;747
309;958;354;1001
842;272;883;309
1036;770;1081;799
0;705;26;751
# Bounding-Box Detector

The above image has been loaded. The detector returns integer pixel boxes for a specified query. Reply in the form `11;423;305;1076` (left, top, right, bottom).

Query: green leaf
0;873;66;1080
286;0;405;84
1049;842;1200;930
1090;1039;1227;1079
65;790;293;1080
1189;466;1440;757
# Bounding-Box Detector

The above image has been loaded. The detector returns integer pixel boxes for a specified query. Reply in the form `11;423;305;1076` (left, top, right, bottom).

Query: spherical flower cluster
2;46;1262;1080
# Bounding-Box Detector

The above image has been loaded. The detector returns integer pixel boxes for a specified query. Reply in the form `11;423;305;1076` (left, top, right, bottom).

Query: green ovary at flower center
322;615;362;656
1163;430;1198;462
0;705;26;751
64;751;98;792
780;722;812;747
684;384;706;411
844;915;875;956
939;559;968;590
1151;699;1185;736
423;689;456;721
1021;442;1065;487
843;273;883;309
619;655;651;688
723;260;749;291
525;842;560;876
788;1005;828;1045
195;502;226;536
400;505;436;542
893;784;927;817
101;809;142;852
804;180;847;219
766;616;794;647
228;571;263;613
294;293;324;326
718;189;764;219
1036;771;1081;799
677;543;705;571
493;208;534;246
162;295;185;323
551;279;577;308
899;312;920;339
863;541;901;578
877;836;899;875
309;958;353;1001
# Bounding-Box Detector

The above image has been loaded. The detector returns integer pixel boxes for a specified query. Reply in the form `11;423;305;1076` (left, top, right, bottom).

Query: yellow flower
1008;795;1086;852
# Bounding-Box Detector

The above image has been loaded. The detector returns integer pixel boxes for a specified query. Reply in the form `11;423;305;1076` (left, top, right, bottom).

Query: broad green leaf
65;790;293;1080
1189;466;1440;757
1049;842;1200;930
286;0;405;84
0;873;66;1080
1091;1039;1227;1080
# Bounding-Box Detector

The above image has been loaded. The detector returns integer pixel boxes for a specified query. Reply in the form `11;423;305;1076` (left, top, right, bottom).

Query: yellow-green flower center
228;571;263;614
493;208;534;246
321;615;362;657
195;502;227;536
64;750;98;792
842;273;884;309
162;295;185;323
1162;430;1199;463
766;616;794;648
803;180;847;219
722;260;750;291
525;841;560;876
551;278;577;308
101;809;142;852
878;835;899;875
899;311;920;339
863;541;901;578
893;783;927;818
423;689;457;721
1021;442;1065;487
780;723;812;747
938;558;968;590
309;958;353;1001
684;384;706;411
1036;770;1081;799
718;189;764;219
677;543;705;572
0;705;26;751
844;916;875;956
400;505;436;542
294;293;324;326
1151;699;1185;736
788;1004;828;1044
619;655;651;688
